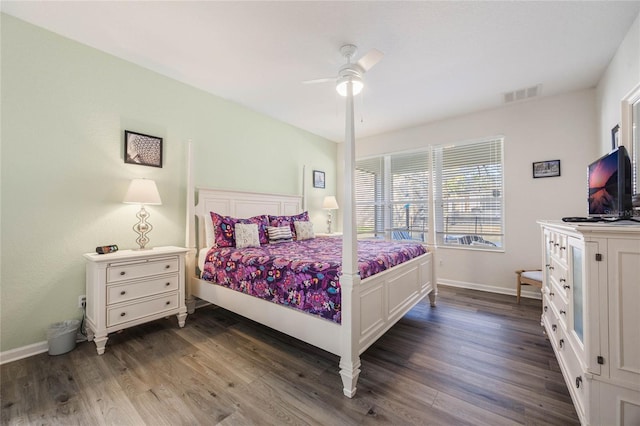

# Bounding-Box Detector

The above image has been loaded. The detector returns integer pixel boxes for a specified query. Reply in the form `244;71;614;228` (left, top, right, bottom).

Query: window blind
355;157;384;238
434;138;504;249
389;152;430;241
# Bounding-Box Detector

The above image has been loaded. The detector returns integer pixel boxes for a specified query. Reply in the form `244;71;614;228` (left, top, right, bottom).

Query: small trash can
47;319;80;356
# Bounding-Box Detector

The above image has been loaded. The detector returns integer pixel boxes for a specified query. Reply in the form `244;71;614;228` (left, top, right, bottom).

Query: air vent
503;84;542;104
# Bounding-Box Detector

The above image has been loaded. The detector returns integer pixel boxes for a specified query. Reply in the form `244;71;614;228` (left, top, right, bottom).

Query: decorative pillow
267;226;293;243
268;211;310;240
210;212;269;247
234;223;260;249
294;220;315;240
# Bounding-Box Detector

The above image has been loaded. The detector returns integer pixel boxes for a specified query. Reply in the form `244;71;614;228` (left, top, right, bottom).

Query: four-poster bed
184;67;437;398
184;169;437;398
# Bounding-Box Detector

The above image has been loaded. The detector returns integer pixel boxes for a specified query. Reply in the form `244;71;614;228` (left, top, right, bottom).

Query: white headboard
193;187;303;250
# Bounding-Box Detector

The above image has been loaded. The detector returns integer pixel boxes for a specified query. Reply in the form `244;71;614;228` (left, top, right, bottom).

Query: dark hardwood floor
1;286;579;425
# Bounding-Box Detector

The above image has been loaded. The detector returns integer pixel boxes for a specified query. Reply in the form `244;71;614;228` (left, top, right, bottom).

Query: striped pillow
267;226;293;243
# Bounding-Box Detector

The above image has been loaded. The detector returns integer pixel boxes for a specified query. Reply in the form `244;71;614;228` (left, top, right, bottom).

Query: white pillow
294;221;315;240
234;223;260;249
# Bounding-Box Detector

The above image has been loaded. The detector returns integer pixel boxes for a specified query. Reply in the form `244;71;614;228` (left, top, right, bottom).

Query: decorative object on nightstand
322;195;339;234
83;246;189;355
123;178;162;249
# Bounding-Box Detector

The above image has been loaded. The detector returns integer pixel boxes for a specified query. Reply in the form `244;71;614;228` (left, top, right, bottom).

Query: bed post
185;139;197;314
339;79;361;398
427;147;438;307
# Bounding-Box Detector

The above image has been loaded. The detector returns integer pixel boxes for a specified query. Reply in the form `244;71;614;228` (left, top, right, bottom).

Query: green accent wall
0;14;336;353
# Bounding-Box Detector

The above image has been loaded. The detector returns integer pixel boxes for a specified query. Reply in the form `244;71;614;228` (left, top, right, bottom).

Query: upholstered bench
515;269;542;304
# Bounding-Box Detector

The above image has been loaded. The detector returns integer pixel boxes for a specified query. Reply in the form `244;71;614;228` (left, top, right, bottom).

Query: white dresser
83;246;189;354
539;221;640;425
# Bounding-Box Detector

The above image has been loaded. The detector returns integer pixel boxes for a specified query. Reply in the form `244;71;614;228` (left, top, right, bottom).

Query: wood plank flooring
1;286;579;425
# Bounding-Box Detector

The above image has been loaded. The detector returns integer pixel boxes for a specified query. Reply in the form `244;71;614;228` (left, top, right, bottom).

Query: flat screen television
588;145;633;219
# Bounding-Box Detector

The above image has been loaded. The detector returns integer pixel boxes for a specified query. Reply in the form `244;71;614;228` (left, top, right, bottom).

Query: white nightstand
83;246;189;354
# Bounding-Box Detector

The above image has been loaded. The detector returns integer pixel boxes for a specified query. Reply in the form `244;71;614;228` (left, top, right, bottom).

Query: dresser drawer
107;256;179;283
548;289;569;329
107;293;179;327
548;257;569;296
107;275;179;305
559;338;589;422
549;231;568;263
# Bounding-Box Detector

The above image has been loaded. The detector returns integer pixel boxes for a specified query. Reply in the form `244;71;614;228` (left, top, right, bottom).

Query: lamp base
133;206;154;250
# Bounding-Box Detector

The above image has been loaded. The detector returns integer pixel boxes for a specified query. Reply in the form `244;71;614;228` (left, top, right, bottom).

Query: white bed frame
184;148;437;398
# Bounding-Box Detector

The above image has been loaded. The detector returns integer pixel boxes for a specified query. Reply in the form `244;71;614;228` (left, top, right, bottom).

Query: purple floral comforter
201;236;427;323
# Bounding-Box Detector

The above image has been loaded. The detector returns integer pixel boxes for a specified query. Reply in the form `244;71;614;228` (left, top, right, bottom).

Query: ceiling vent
503;84;542;104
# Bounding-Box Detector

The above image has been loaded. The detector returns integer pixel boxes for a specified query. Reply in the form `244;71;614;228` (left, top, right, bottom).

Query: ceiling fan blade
357;48;384;72
302;77;335;84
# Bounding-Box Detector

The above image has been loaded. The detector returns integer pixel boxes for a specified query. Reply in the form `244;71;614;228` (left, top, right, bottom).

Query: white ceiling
2;1;639;142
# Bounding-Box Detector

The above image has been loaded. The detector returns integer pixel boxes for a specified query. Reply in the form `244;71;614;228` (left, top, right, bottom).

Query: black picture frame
611;124;620;150
313;170;325;188
124;130;163;168
532;159;561;178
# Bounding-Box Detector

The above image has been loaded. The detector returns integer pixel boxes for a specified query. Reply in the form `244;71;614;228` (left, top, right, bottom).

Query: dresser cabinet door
606;238;640;388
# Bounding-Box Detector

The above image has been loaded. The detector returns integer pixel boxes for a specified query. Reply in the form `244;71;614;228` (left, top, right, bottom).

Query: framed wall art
611;124;620;150
313;170;325;188
532;159;561;178
124;130;163;168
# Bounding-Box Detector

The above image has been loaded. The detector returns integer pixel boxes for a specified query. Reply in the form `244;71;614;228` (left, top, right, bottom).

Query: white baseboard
438;279;542;300
0;340;48;365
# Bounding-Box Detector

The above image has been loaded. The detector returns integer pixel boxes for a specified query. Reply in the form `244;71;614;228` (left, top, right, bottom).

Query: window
434;138;504;249
355;151;430;242
355;137;504;250
355;157;384;239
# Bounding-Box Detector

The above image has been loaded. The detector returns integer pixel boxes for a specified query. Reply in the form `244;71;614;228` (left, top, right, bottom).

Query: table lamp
322;195;339;234
123;178;162;249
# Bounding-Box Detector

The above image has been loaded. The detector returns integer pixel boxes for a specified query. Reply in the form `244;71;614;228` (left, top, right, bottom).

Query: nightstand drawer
107;275;179;305
107;256;179;283
107;293;179;327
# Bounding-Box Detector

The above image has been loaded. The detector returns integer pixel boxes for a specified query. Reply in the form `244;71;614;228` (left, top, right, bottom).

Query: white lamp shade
322;195;339;210
336;76;363;97
123;178;162;205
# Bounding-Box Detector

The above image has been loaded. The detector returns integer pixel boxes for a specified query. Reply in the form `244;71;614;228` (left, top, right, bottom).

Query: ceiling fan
303;44;384;97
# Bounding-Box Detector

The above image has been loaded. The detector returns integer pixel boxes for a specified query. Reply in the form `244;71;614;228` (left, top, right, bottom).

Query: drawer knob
560;246;566;250
554;243;559;247
549;292;555;297
559;339;564;348
552;324;557;332
575;376;582;388
560;310;566;315
559;278;566;282
563;285;570;290
165;265;171;269
120;312;126;317
120;271;126;276
120;291;126;296
165;301;171;305
548;266;554;270
544;306;548;312
166;282;171;286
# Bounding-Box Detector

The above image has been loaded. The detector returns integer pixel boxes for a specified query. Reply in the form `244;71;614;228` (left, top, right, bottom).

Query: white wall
339;89;597;294
596;12;640;155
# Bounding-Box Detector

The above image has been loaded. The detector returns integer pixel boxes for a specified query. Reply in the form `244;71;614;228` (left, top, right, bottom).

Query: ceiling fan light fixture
336;75;363;97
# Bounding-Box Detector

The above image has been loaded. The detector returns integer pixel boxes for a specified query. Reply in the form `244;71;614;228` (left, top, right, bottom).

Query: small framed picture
532;160;561;178
611;124;620;150
125;130;163;168
313;170;325;188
